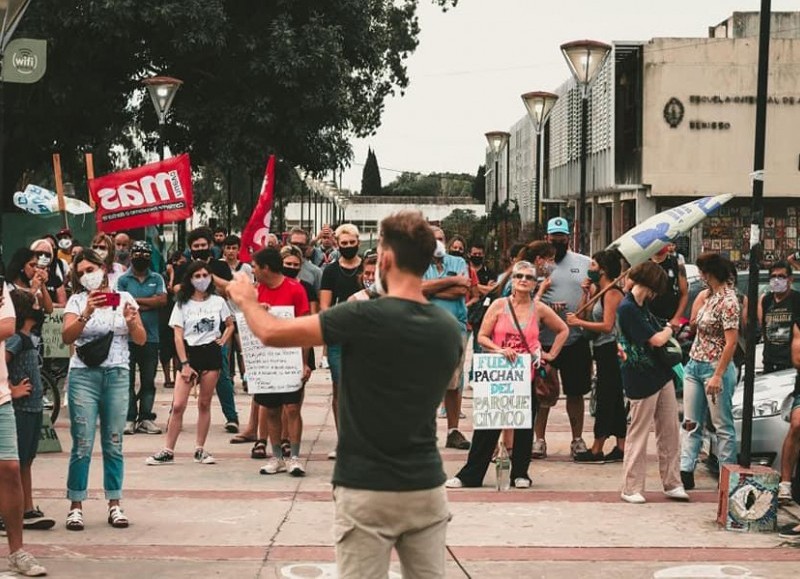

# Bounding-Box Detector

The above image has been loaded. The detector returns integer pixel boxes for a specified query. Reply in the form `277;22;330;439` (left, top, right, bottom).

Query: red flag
89;154;193;233
240;155;275;262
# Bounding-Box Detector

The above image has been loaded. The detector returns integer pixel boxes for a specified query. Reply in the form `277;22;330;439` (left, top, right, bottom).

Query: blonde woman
90;233;126;288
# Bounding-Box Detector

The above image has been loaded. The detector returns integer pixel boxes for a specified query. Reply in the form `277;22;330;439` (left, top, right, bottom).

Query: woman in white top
61;249;146;531
147;261;233;466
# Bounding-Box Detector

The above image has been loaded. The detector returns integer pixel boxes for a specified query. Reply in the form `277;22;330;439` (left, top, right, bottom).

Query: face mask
116;250;129;263
449;249;464;258
80;269;105;291
340;246;359;260
433;241;446;259
131;256;150;271
373;258;388;296
363;277;374;290
282;267;300;279
469;255;484;266
191;248;210;261
587;270;602;285
191;277;212;293
770;277;789;294
58;238;72;250
552;241;568;262
95;248;109;261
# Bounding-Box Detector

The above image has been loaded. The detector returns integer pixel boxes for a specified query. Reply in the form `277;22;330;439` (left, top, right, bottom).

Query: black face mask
282;267;300;279
131;256;150;271
116;250;130;263
340;246;359;260
552;241;568;262
469;255;484;266
191;249;211;261
449;250;464;258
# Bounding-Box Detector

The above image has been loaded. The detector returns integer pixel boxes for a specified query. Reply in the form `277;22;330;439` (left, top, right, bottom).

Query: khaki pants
622;380;682;495
333;485;451;579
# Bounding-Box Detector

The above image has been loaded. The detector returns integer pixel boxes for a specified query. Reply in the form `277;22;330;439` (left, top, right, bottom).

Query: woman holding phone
61;249;146;530
147;261;234;467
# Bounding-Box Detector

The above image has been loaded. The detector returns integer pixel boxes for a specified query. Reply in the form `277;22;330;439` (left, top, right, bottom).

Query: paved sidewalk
2;363;799;578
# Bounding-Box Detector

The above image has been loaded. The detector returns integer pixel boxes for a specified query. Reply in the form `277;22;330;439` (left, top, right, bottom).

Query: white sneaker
664;486;690;501
288;457;306;477
514;477;532;489
260;457;287;475
570;438;588;458
621;492;646;504
123;421;136;435
327;450;337;460
778;481;793;504
320;356;329;369
136;419;162;435
8;550;47;576
445;477;463;488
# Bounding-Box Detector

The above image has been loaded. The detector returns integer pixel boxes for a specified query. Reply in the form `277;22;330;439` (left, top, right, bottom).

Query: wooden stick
573;271;630;317
52;153;67;228
85;152;96;209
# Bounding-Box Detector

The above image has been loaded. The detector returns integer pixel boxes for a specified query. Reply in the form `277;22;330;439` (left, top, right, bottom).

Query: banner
89;154;193;233
235;307;303;394
240;155;275;262
471;353;532;429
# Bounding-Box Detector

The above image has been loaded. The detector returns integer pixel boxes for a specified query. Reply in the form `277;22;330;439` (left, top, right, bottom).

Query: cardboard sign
41;307;69;359
89;154;193;233
236;308;303;394
471;353;532;429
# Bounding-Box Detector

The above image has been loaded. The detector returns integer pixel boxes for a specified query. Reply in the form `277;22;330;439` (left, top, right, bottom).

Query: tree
361;148;382;195
472;165;486;203
380;171;474;197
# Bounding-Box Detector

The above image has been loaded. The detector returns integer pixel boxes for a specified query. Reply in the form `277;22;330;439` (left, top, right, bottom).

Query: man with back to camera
228;211;462;577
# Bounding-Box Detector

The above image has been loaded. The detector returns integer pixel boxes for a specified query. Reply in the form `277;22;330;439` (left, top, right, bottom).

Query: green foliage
361;148;382;196
379;171;474;197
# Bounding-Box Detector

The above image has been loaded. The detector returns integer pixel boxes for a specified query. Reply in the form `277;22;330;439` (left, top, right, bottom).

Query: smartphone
99;292;121;307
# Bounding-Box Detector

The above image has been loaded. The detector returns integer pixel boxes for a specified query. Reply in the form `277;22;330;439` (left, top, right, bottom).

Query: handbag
76;332;114;367
507;298;559;408
647;311;683;369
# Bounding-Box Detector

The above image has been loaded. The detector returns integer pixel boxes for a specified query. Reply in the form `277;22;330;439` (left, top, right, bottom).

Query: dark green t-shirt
320;297;463;491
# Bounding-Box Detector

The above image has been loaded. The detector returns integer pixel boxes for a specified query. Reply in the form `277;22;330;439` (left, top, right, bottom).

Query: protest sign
471;353;532;429
235;307;303;394
41;307;69;359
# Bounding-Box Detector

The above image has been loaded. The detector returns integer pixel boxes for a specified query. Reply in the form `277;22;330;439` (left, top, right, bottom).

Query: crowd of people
1;210;800;576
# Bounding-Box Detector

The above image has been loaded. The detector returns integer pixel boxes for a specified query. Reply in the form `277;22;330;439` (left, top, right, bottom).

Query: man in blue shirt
422;227;471;450
117;242;167;435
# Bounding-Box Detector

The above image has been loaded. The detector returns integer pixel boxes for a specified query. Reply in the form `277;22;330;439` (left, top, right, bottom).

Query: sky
340;0;797;192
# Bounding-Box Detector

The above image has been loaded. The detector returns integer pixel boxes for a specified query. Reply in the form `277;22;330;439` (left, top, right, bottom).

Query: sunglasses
33;251;52;258
513;273;535;281
91;245;108;250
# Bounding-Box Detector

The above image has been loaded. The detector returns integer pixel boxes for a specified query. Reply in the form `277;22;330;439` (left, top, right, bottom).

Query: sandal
108;505;129;528
229;433;257;444
251;439;268;460
66;508;84;531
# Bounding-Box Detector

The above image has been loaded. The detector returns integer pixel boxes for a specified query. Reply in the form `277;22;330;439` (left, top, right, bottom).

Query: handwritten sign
471;353;532;429
42;307;69;359
236;308;303;394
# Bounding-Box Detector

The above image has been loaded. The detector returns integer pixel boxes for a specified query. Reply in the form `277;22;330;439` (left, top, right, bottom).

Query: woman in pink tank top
446;260;568;489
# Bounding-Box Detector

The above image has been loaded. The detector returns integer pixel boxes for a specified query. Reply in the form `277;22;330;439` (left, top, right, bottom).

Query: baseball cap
547;217;570;235
131;241;152;254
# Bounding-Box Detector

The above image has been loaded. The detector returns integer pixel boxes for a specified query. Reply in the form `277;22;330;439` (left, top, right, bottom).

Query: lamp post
485;131;510;256
560;39;611;255
521;91;558;231
143;75;183;247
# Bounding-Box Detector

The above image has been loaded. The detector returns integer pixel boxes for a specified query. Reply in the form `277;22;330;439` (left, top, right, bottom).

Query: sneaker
778;481;793;504
778;523;800;542
136;419;162;435
570;438;588;458
7;550;47;577
621;492;647;504
604;447;625;463
445;477;463;488
445;430;471;450
327;450;337;460
680;470;695;491
224;421;239;434
664;486;690;501
194;448;216;464
438;406;447;419
288;457;306;477
260;456;287;475
320;356;329;369
531;439;547;459
23;507;55;530
146;449;175;466
513;477;532;489
123;421;136;435
573;450;606;464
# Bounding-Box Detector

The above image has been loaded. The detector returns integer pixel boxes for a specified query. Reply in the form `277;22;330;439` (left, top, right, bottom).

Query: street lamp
142;75;183;247
560;39;611;254
485;130;510;256
521;91;558;230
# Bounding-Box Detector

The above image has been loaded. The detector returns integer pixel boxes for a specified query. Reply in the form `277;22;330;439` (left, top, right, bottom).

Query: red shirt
257;277;310;317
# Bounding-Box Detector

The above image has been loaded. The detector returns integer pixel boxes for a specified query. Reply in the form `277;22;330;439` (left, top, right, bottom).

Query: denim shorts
0;402;19;461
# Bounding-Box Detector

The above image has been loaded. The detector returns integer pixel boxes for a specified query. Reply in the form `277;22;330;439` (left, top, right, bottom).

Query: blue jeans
216;344;238;424
127;342;159;422
67;367;129;501
680;359;737;472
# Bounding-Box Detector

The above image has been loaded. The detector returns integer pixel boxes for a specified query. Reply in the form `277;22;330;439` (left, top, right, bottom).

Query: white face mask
191;277;212;293
433;240;446;259
770;277;789;294
58;238;72;250
80;269;105;291
95;249;108;261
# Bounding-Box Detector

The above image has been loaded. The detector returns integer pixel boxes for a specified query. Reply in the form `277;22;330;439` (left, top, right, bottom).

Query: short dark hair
223;235;241;248
509;242;527;261
696;252;734;285
177;261;216;304
771;260;792;276
288;227;309;243
10;289;36;331
519;241;555;263
469;241;486;252
593;249;622;280
253;247;283;273
213;226;228;235
628;261;668;295
379;211;436;276
187;227;213;247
